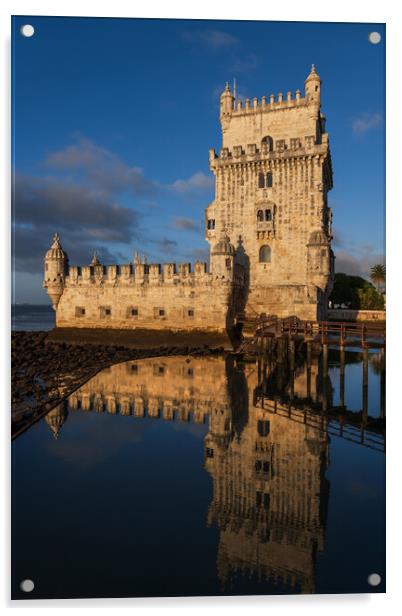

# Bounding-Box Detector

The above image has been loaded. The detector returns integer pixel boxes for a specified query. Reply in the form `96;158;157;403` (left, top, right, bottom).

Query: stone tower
206;66;335;320
43;233;69;310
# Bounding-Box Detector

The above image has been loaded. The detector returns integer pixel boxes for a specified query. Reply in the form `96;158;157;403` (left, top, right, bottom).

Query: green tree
329;273;384;309
370;264;386;292
357;285;385;310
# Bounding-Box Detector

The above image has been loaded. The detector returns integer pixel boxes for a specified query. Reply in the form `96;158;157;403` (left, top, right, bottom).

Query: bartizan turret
220;82;234;117
43;233;69;310
210;231;236;280
304;63;321;104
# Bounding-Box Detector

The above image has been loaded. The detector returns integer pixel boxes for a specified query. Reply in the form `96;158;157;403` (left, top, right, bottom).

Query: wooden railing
254;315;385;347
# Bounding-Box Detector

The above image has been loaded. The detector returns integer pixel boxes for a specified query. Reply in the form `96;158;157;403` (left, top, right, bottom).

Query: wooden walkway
253;315;386;349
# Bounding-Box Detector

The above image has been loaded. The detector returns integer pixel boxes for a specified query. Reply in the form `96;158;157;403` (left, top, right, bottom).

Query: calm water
11;346;385;599
12;305;55;331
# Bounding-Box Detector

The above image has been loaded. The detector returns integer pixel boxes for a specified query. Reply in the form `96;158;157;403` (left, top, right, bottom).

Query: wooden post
362;347;369;422
322;343;328;412
380;346;385;420
361;323;366;347
289;338;295;400
306;341;312;399
340;322;345;347
263;358;268;395
340;346;345;408
289;339;295;371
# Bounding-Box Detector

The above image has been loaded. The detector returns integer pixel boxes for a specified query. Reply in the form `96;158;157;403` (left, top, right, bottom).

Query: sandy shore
12;329;232;439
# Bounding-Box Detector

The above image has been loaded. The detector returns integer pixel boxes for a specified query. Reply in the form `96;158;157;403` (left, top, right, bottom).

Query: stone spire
43;232;69;310
91;250;100;266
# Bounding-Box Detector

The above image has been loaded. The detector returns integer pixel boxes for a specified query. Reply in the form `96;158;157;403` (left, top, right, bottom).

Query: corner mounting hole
367;573;381;586
20;24;35;38
20;579;34;592
368;32;381;44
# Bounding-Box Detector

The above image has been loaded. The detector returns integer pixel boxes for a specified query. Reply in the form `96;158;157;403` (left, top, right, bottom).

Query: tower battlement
65;260;211;287
223;89;307;118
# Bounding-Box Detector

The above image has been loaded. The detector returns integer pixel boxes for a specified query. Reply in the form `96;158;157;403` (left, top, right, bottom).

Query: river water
11;344;385;599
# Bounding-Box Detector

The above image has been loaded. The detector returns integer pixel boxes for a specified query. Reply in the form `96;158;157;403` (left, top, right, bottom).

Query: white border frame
2;1;401;614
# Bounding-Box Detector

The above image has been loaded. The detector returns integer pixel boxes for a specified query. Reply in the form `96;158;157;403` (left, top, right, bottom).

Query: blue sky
12;16;385;303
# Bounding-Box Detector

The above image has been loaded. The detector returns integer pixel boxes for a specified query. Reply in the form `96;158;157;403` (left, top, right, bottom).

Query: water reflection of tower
204;358;329;594
52;353;330;593
44;401;68;439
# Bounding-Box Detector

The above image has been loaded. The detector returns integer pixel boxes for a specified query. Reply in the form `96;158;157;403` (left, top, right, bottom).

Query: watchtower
206;66;334;320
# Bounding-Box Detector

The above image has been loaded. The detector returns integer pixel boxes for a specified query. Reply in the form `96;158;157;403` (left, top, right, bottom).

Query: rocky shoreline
12;330;229;440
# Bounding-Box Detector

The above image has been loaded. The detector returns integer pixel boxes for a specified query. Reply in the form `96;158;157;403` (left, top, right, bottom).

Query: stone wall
328;309;386;322
56;267;240;332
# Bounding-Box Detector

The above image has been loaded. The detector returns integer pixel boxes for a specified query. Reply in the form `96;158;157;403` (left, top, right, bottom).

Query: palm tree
370;264;386;292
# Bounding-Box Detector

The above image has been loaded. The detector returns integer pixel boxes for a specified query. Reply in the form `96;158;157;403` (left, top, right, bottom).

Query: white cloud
352;113;382;135
45;137;154;196
181;29;239;50
170;171;214;193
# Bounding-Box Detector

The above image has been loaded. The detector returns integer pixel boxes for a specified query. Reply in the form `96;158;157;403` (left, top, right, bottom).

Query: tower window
206;448;214;458
261;136;273;151
265;209;272;222
207;219;216;230
259;245;271;263
257;209;264;222
266;172;273;188
257;419;270;436
225;258;232;269
258;173;265;188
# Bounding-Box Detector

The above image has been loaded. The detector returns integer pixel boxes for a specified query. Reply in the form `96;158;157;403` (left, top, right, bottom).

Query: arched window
259;245;271;263
266;172;273;188
261;136;273;151
258;173;265;188
265;209;272;222
257;209;264;222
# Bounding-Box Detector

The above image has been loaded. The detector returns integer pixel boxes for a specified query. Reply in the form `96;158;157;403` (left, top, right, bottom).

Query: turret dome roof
212;232;236;256
220;81;233;98
45;233;68;261
305;64;321;83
